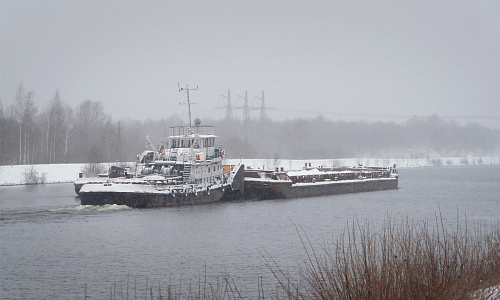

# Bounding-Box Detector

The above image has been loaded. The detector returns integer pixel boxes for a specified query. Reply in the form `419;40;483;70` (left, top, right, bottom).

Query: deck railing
169;126;215;136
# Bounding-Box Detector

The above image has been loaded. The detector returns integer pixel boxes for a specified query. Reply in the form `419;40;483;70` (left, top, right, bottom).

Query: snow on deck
79;182;156;193
287;168;356;177
292;177;396;187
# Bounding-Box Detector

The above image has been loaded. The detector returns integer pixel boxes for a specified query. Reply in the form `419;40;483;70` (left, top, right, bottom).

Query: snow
471;284;499;300
0;163;84;186
226;157;500;171
79;182;155;193
0;157;498;186
293;177;395;186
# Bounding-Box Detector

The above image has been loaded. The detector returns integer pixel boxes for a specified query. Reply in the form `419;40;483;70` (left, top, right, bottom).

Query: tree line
214;115;499;160
1;83;499;165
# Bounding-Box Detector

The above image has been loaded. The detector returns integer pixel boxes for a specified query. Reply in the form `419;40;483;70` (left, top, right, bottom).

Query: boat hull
243;177;398;200
78;164;246;208
79;185;228;208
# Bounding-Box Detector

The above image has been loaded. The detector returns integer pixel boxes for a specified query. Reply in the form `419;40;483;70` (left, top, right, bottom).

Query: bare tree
48;91;65;163
0;101;7;164
62;104;74;163
14;83;38;164
74;100;107;162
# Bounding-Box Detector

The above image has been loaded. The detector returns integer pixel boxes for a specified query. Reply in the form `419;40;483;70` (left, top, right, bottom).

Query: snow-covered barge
240;165;398;200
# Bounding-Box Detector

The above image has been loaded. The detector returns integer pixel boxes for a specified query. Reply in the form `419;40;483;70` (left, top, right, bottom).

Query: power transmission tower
255;90;267;121
239;90;250;121
221;89;233;121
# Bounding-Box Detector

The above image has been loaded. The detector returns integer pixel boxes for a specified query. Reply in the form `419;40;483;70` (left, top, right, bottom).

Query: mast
178;84;198;134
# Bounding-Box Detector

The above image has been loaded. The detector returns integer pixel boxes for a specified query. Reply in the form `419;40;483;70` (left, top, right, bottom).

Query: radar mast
178;84;198;134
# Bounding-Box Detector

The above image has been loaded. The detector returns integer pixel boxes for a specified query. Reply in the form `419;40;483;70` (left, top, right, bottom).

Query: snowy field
0;157;498;186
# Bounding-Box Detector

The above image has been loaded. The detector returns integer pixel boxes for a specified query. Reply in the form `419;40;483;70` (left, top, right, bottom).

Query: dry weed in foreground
104;214;499;300
267;213;500;300
106;270;251;300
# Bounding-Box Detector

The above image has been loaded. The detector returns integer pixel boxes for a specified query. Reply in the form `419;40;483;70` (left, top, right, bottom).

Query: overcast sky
1;0;499;127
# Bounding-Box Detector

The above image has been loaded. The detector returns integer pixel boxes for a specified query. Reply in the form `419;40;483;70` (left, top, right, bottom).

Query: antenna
220;89;233;121
178;83;198;134
255;90;267;121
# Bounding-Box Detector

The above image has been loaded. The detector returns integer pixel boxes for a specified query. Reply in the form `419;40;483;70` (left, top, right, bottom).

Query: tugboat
77;85;245;208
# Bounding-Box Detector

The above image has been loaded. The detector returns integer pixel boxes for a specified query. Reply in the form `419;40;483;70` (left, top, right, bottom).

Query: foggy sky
1;0;499;128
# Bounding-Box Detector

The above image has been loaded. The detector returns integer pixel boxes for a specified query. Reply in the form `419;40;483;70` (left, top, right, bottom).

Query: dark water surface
1;165;499;299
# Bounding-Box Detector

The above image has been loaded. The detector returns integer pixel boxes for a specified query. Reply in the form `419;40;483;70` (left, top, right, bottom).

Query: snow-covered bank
0;163;86;186
226;157;500;171
1;157;498;186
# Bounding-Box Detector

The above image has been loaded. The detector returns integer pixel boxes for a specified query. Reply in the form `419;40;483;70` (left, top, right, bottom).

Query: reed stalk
106;213;499;299
268;213;500;300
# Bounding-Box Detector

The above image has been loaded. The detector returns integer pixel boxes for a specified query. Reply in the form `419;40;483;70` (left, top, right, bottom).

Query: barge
240;164;398;200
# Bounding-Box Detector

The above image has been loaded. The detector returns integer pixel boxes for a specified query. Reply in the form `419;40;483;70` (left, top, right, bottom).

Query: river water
1;165;499;299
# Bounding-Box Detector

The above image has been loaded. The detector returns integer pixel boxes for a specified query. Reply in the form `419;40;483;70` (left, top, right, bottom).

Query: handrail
169;126;215;136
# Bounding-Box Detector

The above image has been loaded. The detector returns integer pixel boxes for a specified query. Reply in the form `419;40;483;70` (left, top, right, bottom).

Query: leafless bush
96;214;499;300
430;158;442;166
81;162;107;177
268;214;500;300
23;165;46;184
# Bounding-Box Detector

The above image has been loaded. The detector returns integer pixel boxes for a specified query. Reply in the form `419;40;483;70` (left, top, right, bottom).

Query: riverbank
1;157;498;186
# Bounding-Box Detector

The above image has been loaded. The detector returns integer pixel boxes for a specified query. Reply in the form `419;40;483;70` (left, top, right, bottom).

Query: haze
1;0;499;127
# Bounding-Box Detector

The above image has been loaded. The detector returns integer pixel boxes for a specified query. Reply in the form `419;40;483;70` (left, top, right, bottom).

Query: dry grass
267;213;500;300
106;270;251;300
104;213;499;299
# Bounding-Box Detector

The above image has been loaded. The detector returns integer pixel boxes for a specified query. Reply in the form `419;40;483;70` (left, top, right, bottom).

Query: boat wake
53;204;131;213
1;204;131;223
